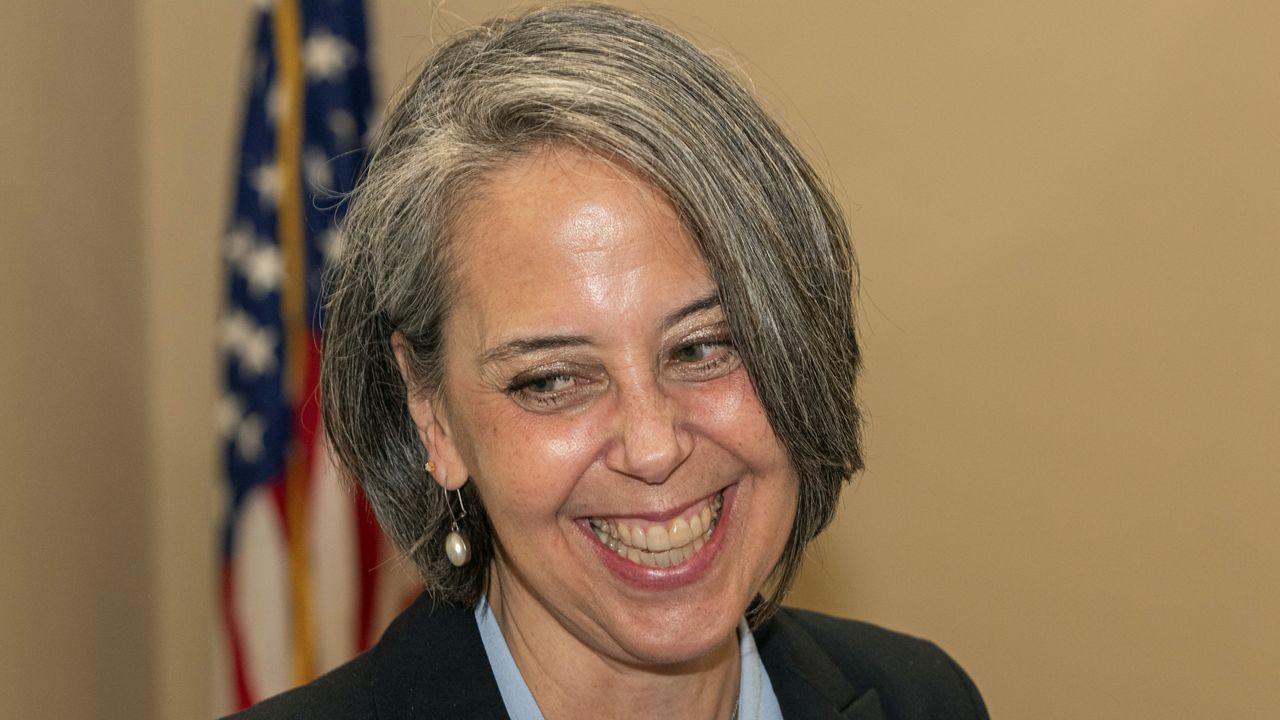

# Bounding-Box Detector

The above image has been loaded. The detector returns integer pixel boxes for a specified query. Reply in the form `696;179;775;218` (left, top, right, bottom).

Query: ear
391;331;470;490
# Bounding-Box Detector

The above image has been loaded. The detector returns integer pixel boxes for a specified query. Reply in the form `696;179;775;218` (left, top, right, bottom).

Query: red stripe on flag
220;563;256;710
271;336;323;520
353;486;383;650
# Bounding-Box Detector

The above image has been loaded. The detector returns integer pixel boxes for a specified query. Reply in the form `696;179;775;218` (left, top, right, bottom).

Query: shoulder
219;651;375;720
221;596;509;720
756;607;989;720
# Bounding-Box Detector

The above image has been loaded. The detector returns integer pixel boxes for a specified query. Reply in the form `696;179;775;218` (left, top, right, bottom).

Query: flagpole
271;0;318;686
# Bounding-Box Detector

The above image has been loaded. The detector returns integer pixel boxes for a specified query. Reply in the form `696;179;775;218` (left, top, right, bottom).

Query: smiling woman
230;4;987;719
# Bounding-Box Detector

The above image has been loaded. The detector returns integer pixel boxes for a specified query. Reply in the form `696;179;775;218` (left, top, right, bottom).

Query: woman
234;4;987;719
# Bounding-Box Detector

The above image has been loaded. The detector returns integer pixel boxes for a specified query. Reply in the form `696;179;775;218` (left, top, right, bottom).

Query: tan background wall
1;1;1275;718
0;2;154;718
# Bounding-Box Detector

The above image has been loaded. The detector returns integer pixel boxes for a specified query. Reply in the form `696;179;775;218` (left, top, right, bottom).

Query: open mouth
588;490;724;568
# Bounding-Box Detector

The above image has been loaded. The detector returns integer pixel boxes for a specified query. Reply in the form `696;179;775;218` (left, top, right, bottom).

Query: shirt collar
475;597;783;720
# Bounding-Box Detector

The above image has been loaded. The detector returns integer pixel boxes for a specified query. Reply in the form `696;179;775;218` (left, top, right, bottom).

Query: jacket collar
755;609;888;720
370;595;511;719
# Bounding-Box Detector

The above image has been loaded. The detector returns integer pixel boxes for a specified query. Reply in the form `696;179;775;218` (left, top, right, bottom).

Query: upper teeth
589;492;723;568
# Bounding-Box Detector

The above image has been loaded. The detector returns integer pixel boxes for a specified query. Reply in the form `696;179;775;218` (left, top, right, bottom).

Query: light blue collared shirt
476;597;783;720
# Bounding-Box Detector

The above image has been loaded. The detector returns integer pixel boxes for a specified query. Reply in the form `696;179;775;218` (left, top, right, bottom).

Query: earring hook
448;487;468;527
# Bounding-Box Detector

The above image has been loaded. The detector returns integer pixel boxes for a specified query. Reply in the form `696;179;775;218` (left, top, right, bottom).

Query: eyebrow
476;291;722;367
478;334;593;366
663;291;721;328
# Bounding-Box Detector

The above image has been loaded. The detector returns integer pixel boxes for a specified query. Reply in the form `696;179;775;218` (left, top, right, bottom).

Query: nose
604;376;693;484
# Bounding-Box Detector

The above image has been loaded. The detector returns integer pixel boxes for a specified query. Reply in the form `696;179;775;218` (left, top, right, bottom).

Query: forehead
445;147;713;340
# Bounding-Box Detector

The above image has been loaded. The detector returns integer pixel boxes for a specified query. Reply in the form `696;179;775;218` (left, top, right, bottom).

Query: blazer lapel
370;595;512;719
756;609;888;720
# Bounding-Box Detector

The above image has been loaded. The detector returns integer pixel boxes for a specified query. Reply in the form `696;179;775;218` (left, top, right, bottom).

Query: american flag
217;0;413;711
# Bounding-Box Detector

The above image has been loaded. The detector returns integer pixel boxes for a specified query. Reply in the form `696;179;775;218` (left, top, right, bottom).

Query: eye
668;337;740;382
504;368;600;412
521;374;575;394
674;342;718;363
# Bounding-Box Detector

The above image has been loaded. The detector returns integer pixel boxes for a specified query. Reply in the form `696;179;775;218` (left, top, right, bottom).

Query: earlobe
391;330;470;490
423;417;470;490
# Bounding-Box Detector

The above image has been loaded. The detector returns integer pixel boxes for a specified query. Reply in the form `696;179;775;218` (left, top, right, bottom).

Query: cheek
677;369;781;461
540;420;603;464
464;402;605;509
684;372;799;541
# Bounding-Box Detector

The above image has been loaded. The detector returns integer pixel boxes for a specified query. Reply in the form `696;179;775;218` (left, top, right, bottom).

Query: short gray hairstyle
322;3;861;625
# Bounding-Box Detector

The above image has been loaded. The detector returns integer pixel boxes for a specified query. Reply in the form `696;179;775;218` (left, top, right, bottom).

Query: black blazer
227;594;988;720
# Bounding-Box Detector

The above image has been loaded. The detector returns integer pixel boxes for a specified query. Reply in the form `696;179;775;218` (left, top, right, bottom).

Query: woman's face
412;147;797;667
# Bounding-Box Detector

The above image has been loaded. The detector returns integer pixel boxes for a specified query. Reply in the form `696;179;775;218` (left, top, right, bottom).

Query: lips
588;491;724;568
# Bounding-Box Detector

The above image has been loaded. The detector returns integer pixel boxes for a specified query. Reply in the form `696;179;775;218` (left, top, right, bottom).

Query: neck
487;569;742;720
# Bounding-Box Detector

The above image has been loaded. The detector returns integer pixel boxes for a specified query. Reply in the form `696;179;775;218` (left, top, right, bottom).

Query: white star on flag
236;414;267;463
243;242;284;298
320;227;345;263
304;147;334;193
304;30;355;82
218;394;246;438
221;310;255;356
225;222;255;265
239;324;279;378
327;109;358;150
249;161;282;208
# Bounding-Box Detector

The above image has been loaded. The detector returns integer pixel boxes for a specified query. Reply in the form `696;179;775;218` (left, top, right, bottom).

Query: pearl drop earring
443;486;471;567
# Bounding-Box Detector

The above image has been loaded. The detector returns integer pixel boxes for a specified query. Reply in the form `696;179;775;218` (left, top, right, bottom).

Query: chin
604;598;745;667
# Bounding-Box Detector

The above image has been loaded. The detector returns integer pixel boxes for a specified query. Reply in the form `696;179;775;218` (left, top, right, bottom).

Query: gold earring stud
425;460;436;474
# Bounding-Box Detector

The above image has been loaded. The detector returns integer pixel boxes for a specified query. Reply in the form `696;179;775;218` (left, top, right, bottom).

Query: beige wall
2;1;1275;718
0;2;153;718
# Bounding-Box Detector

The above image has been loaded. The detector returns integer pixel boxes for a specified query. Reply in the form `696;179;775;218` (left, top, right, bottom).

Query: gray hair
321;3;861;625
